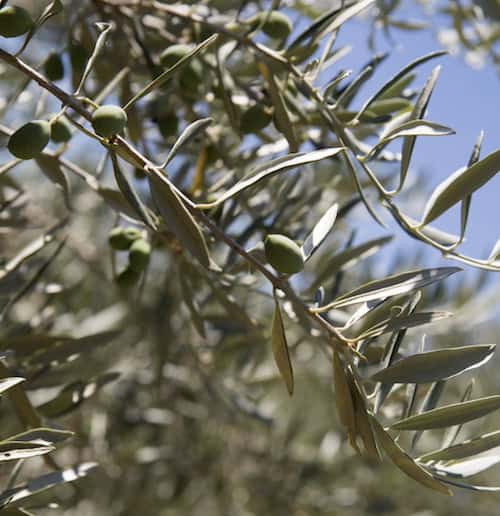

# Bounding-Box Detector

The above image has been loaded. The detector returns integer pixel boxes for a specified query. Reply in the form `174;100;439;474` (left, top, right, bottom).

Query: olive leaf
271;296;294;396
392;396;500;431
355;51;446;122
371;344;495;384
6;428;74;446
370;415;452;495
35;154;71;209
301;203;338;261
0;377;25;395
0;442;54;462
314;267;460;311
333;351;358;449
197;148;345;209
148;173;213;270
420;149;500;226
419;430;500;463
399;66;441;191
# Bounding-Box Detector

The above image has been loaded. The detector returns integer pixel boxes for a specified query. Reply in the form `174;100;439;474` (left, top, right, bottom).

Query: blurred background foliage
0;0;499;514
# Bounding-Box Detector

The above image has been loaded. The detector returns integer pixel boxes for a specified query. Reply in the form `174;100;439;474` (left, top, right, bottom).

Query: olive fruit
0;6;32;38
108;227;142;251
157;113;178;139
91;105;128;138
115;266;141;289
160;44;202;92
50;117;72;143
240;104;272;134
257;12;292;39
8;120;50;160
264;234;304;275
128;239;152;272
44;52;65;81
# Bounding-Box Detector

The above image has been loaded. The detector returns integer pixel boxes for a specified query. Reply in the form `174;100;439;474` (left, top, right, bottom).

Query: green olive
128;239;152;272
264;234;304;275
8;120;50;160
157;113;178;139
160;44;202;93
50;117;72;143
257;12;292;39
115;266;141;288
0;6;32;38
44;52;65;82
91;105;128;138
240;104;272;134
108;227;142;251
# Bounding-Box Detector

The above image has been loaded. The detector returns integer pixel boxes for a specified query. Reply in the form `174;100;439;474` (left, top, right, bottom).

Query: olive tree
0;0;499;514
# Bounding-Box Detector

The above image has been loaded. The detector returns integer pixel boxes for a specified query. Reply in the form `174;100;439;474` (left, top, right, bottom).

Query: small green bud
44;52;65;82
8;120;50;160
264;234;304;275
91;105;128;138
115;266;141;289
0;6;32;38
108;227;142;251
50;117;72;143
128;239;152;272
240;104;272;134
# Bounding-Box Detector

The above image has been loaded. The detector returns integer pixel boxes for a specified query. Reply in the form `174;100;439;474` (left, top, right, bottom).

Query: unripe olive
50;117;72;143
160;44;202;92
44;52;65;82
108;227;142;251
264;234;304;275
157;113;178;139
240;104;272;134
115;266;141;288
91;105;128;138
128;239;151;272
258;12;292;39
8;120;50;160
0;6;32;38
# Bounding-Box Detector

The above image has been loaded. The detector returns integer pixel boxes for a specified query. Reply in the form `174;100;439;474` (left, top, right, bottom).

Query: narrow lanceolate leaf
0;462;97;506
314;267;460;312
162;118;212;168
420;149;500;226
355;51;446;122
420;430;500;463
351;380;380;461
370;416;452;495
433;454;500;477
0;377;25;395
323;0;376;35
35;154;71;209
7;428;74;446
333;352;357;449
271;298;294;395
366;120;454;160
372;345;495;384
400;66;441;191
197;148;344;209
0;441;54;462
301;204;338;261
259;63;299;152
149;174;212;269
123;35;218;110
110;153;156;229
392;396;500;431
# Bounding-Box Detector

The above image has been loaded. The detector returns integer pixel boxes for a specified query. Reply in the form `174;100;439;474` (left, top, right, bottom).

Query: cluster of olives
7;115;73;160
0;5;32;39
264;234;304;275
109;227;152;288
